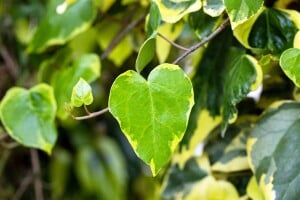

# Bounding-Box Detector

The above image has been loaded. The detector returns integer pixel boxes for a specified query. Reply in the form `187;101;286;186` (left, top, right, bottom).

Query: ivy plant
1;0;300;199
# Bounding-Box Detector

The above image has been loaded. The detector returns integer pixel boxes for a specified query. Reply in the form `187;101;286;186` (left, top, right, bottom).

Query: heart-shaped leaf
0;84;57;154
109;64;194;175
71;78;93;107
280;48;300;87
203;0;225;17
51;54;101;120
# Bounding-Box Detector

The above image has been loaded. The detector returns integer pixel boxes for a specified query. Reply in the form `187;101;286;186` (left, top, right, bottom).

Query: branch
100;12;146;60
0;45;19;80
172;18;230;64
30;149;44;200
73;107;109;120
11;173;33;200
157;32;189;51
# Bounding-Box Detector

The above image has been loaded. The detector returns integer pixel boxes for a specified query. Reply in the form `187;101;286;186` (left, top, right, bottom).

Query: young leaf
224;0;264;29
155;0;202;23
247;102;300;200
109;63;194;175
71;78;94;107
280;48;300;87
0;84;57;154
135;34;156;73
28;0;96;53
51;54;101;120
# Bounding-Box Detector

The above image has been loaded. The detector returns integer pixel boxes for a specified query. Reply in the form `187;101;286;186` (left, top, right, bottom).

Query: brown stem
74;107;109;120
100;13;146;60
30;149;44;200
157;32;189;51
11;173;33;200
0;45;19;80
172;18;230;64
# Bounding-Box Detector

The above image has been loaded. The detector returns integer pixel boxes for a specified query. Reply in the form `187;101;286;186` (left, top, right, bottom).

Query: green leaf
280;48;300;87
0;84;57;154
52;54;100;120
135;34;156;73
71;78;93;107
247;102;300;200
203;0;225;17
155;0;202;23
248;8;299;55
75;137;127;200
188;9;222;40
28;0;96;53
109;63;194;175
224;0;264;29
221;49;262;134
146;2;161;37
50;148;72;199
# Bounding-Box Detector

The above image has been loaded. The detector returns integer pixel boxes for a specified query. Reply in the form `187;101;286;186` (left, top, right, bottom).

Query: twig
0;45;19;79
11;173;33;200
172;18;230;64
30;149;44;200
100;12;146;60
157;32;189;51
73;107;109;120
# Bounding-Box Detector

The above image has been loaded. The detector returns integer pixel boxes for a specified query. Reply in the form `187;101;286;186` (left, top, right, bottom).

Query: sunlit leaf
71;78;93;107
295;31;300;48
247;176;264;200
185;176;239;200
109;64;194;175
155;0;202;23
280;48;300;87
51;54;100;119
0;84;57;154
247;102;300;200
28;0;96;53
224;0;264;29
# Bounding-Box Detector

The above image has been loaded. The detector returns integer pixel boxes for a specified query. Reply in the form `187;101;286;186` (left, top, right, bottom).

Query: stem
157;32;189;51
172;18;230;64
84;105;91;115
30;149;44;200
12;173;33;200
100;12;146;60
0;45;19;80
74;107;109;120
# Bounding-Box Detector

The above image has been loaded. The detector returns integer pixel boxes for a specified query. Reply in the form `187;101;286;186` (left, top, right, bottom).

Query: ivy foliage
1;0;300;199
